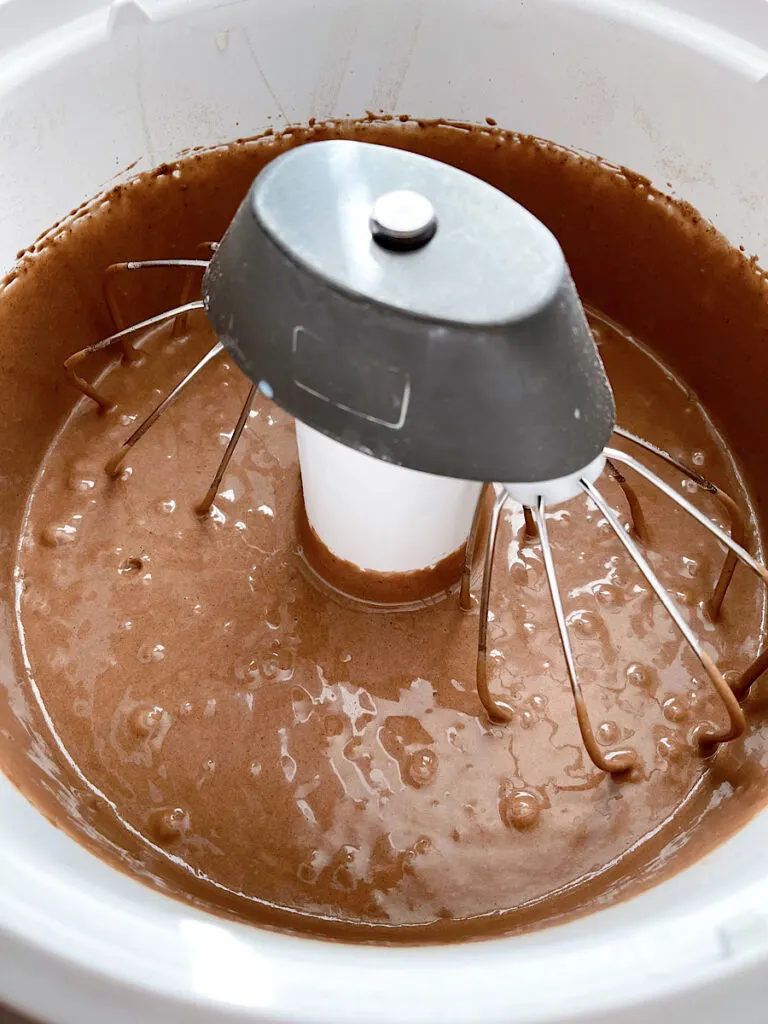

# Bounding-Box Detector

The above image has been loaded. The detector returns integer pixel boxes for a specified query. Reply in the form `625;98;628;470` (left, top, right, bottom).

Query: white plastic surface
1;2;768;1024
505;453;606;508
296;422;481;573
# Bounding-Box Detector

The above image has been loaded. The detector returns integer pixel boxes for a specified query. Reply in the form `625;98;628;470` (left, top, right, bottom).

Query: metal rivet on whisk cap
370;190;437;250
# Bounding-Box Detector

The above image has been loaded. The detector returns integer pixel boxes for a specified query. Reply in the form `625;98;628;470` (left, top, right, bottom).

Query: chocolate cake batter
1;117;768;943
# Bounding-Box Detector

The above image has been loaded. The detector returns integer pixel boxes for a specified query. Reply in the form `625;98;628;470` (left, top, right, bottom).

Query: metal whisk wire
533;495;638;773
65;254;258;514
614;426;750;619
462;444;767;775
582;477;746;749
105;340;224;479
604;446;768;587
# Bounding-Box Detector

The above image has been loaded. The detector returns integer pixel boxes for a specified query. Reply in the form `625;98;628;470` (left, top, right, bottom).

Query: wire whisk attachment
64;251;768;776
63;249;255;516
461;438;768;774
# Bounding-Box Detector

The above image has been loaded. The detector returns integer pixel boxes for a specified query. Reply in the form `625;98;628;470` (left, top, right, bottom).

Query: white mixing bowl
2;1;768;1021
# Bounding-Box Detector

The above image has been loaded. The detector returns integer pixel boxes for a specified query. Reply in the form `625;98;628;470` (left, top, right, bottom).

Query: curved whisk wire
462;435;768;772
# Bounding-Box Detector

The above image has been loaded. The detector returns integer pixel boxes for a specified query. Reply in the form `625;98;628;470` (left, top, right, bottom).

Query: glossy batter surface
3;119;768;941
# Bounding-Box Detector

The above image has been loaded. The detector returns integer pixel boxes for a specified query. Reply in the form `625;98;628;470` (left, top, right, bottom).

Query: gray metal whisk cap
203;139;615;483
